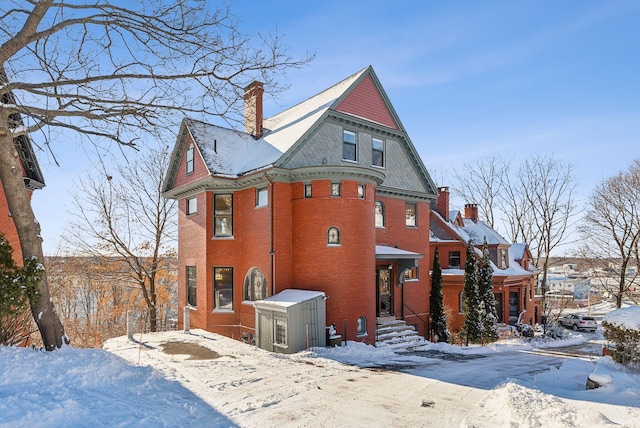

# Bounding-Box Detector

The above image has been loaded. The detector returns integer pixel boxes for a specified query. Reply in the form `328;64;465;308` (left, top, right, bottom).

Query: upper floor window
327;226;340;245
186;266;197;307
342;130;357;161
372;137;384;167
213;267;234;311
449;251;461;268
331;183;341;197
405;202;417;227
186;197;197;215
243;267;266;301
214;194;233;237
375;201;385;228
358;184;365;199
186;144;194;174
304;184;312;198
256;187;268;207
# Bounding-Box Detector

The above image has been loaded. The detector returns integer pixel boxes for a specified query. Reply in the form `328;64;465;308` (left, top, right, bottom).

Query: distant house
162;66;438;349
430;187;540;333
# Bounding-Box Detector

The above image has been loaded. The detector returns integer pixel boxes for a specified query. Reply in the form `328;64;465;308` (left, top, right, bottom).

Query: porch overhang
376;245;423;286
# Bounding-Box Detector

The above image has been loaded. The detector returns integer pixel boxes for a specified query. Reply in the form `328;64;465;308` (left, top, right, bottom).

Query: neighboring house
162;66;438;349
0;87;45;259
430;187;539;334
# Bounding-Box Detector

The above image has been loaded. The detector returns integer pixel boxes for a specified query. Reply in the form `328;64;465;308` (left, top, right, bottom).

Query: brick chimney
437;187;450;222
464;203;478;223
243;81;264;138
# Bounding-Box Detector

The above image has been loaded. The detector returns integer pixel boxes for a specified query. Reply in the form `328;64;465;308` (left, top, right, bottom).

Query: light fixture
388;264;393;270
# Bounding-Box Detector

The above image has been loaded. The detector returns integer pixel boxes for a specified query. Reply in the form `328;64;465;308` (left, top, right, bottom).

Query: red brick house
430;187;539;335
0;89;45;260
162;66;438;347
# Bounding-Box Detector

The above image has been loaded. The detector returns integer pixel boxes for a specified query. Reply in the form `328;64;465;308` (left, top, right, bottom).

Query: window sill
404;278;419;283
356;332;368;338
371;165;385;170
327;244;341;247
212;236;234;240
255;204;267;209
375;226;385;229
341;159;359;164
242;300;257;306
405;225;418;229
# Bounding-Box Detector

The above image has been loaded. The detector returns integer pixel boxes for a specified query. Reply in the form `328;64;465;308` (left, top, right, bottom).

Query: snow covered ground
1;324;639;428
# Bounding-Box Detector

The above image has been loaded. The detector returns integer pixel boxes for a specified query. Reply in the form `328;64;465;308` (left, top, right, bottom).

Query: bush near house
602;320;639;366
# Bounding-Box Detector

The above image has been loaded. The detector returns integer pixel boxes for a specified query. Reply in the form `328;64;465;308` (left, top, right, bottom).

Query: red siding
335;75;398;130
172;134;210;190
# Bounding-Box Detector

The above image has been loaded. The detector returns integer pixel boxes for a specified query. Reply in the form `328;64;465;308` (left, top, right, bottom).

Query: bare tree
451;154;508;229
512;155;577;293
0;0;310;349
63;146;177;334
577;160;640;308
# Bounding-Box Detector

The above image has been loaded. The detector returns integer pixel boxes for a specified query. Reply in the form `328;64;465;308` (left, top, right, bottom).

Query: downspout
266;173;275;296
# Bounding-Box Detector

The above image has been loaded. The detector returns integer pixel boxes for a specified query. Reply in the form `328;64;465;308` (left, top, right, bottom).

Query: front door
377;268;393;317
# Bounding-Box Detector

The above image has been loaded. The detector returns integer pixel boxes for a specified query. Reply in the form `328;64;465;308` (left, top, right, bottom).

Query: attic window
186;144;194;174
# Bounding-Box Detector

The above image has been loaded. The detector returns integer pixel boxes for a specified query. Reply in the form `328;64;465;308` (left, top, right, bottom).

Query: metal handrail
402;303;429;339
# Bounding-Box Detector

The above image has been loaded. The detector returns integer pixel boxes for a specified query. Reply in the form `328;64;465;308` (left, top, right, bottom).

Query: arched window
357;316;367;336
243;267;266;301
375;201;385;228
327;227;340;245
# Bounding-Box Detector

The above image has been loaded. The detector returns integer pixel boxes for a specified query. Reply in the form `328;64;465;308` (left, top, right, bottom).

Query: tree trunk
0;126;67;350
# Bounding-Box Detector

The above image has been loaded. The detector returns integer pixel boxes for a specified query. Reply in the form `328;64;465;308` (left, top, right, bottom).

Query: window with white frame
256;187;268;207
342;130;356;161
214;194;233;237
327;227;340;245
331;183;341;197
375;201;385;228
186;197;197;215
406;202;417;227
186;266;197;307
304;184;312;198
275;318;287;346
358;184;365;199
213;267;233;310
372;137;384;167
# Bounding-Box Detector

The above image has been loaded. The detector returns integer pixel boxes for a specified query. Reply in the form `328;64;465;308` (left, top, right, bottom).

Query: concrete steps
375;318;428;351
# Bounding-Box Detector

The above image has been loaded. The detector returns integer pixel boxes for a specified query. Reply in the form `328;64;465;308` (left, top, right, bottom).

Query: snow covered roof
509;243;527;260
431;210;534;277
461;219;510;246
263;67;368;154
183;68;368;177
256;289;325;308
186;119;283;176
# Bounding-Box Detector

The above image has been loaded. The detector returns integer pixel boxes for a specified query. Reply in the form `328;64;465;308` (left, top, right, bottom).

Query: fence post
184;306;191;333
127;310;134;340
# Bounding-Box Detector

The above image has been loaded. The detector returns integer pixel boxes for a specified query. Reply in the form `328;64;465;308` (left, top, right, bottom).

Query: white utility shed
254;289;326;354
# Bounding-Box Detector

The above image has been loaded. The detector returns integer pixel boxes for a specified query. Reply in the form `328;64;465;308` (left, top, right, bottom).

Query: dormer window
500;249;509;269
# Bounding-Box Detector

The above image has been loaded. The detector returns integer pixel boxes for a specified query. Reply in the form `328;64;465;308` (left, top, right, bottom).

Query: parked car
558;314;597;332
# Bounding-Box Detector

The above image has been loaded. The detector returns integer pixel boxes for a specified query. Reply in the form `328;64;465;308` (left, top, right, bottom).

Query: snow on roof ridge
264;66;369;126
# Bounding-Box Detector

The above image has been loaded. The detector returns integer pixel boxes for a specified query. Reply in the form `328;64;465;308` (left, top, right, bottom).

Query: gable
335;75;398;130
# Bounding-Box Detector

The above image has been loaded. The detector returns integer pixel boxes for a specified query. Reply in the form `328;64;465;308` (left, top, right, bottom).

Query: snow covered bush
602;307;640;367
